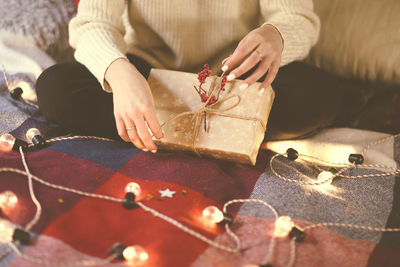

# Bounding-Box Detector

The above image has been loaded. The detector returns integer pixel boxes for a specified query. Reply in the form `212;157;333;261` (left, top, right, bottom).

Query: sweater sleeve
69;0;128;92
260;0;320;66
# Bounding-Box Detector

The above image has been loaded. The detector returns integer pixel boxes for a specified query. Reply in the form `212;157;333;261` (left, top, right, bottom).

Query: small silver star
159;188;176;198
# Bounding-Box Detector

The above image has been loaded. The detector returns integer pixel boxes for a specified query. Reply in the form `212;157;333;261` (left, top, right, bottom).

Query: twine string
159;72;265;156
1;131;399;266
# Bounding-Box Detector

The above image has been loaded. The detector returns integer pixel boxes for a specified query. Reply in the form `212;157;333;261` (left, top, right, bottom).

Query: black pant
36;54;345;141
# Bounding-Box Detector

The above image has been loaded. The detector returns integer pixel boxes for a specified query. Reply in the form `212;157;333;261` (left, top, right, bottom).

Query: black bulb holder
108;243;126;260
12;138;28;152
218;212;233;226
122;192;138;209
31;135;45;147
348;154;364;165
10;87;23;100
286;148;298;161
12;228;32;245
289;226;306;242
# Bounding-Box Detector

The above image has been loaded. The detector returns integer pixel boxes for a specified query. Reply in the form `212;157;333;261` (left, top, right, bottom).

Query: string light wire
270;133;400;186
0;133;398;266
19;146;42;231
1;63;39;109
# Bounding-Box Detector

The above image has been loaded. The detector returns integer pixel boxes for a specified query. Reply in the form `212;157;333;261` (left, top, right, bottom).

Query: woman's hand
222;24;284;93
106;58;163;152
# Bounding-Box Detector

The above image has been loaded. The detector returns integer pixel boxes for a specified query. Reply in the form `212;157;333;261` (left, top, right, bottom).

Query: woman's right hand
105;58;163;152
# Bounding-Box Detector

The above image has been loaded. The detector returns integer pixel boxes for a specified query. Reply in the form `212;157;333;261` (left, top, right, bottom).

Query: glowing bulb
26;128;41;141
274;216;294;237
202;206;224;224
0;133;27;152
0;218;16;243
0;191;18;209
26;128;45;146
317;171;334;184
0;133;15;152
124;182;142;196
122;245;148;264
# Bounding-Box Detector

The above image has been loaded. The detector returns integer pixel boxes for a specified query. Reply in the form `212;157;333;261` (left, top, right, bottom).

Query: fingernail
221;65;229;72
227;74;235;81
151;150;157;153
221;57;229;65
142;148;148;152
239;83;248;90
258;88;265;96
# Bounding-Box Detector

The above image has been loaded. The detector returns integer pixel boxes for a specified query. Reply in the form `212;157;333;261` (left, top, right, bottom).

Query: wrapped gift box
148;68;274;165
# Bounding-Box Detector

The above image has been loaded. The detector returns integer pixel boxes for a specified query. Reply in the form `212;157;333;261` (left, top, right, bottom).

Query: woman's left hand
222;24;284;93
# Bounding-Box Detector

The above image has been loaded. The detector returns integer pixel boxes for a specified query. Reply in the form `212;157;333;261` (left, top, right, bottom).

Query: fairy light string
0;133;398;266
19;146;42;231
1;63;39;109
269;133;400;186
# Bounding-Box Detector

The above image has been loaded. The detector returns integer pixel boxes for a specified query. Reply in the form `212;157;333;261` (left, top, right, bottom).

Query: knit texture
0;0;76;62
69;0;320;92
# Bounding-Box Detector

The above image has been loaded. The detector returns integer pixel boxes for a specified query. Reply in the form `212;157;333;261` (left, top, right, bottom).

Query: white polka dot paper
148;69;275;165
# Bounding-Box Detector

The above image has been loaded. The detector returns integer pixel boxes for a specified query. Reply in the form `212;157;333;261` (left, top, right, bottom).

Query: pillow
307;0;400;85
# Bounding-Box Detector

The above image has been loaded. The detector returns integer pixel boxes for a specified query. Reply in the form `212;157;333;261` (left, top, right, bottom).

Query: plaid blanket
0;75;399;267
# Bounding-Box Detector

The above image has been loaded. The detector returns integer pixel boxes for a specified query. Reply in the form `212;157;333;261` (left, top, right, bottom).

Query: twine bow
160;72;266;156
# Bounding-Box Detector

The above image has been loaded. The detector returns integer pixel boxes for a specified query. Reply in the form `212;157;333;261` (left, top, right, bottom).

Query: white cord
1;63;10;90
1;133;399;267
223;199;279;265
19;146;42;231
1;63;39;109
287;238;296;267
136;202;240;253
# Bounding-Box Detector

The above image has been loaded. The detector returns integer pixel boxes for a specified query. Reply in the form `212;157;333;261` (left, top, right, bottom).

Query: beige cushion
307;0;400;85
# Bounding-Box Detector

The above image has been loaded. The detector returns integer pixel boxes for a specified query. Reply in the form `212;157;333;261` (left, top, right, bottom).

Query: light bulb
122;245;148;264
0;218;16;243
0;133;27;152
202;206;224;224
26;128;45;146
0;133;15;152
124;182;142;196
317;171;334;184
0;191;18;209
274;216;294;237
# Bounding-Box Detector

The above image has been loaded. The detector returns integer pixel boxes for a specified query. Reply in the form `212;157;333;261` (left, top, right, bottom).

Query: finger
259;60;280;93
124;121;146;150
241;55;274;89
222;38;258;73
134;116;157;152
115;115;130;142
144;109;164;139
228;49;262;87
221;55;232;66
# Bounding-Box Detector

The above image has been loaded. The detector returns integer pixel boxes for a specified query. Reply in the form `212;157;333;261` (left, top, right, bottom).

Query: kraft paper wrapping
148;69;274;165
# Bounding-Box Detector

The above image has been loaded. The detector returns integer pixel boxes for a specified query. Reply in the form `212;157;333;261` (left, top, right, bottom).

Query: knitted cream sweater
69;0;320;92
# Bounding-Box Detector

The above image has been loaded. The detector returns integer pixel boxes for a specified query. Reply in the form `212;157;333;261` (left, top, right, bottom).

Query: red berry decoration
194;64;227;110
193;63;229;131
